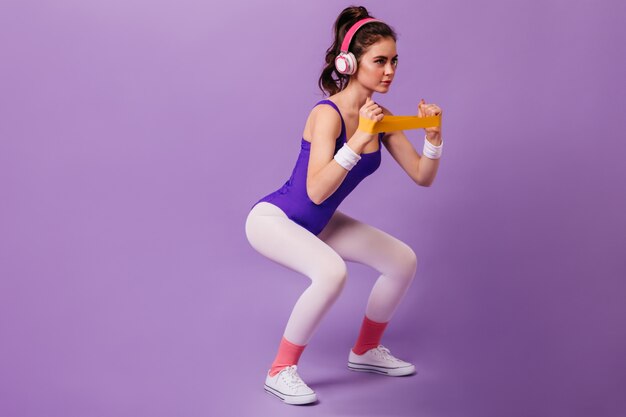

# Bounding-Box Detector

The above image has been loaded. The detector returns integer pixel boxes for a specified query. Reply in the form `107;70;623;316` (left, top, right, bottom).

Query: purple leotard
252;99;383;236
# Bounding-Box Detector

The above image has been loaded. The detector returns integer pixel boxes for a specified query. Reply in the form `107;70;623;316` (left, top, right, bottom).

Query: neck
336;79;374;113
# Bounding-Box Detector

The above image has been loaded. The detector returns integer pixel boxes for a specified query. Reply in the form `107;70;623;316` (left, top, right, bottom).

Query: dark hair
318;6;397;97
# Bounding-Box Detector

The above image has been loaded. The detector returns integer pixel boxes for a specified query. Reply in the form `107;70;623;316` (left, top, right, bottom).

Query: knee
314;259;348;297
393;243;419;280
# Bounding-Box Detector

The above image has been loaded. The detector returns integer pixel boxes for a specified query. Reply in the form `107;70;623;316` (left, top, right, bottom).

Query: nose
385;62;395;76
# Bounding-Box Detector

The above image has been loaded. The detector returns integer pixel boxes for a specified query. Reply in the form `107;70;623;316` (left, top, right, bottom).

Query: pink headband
340;18;383;53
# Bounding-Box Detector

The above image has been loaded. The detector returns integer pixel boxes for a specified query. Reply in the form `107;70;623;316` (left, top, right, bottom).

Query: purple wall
1;0;625;416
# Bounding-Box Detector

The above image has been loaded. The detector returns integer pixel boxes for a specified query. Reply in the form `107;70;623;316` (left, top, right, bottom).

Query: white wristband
334;143;361;171
423;135;443;159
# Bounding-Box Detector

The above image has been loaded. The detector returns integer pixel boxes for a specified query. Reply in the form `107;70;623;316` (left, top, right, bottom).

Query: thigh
317;210;417;275
245;202;346;279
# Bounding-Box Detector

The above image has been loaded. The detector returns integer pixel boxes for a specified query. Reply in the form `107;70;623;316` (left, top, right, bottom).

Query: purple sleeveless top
252;99;383;236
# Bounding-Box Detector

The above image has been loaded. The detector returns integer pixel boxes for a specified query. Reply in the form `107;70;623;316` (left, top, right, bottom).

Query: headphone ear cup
335;53;349;74
335;52;357;75
344;52;357;75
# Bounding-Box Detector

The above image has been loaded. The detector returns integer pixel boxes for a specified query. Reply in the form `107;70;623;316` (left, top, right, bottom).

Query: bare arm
379;105;441;187
306;105;378;205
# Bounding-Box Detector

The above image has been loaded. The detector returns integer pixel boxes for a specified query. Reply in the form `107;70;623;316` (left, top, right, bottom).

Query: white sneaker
264;365;317;405
348;345;416;376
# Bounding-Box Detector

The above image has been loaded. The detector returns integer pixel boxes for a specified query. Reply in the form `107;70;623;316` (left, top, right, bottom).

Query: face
354;37;398;92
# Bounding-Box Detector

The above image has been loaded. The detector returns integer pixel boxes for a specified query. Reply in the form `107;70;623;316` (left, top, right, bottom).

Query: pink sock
269;336;306;377
351;315;389;355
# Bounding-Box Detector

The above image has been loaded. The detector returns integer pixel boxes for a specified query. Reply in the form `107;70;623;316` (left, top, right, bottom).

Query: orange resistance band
358;114;441;134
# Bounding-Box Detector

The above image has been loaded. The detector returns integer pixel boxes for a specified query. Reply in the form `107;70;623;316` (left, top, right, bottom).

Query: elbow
310;195;324;205
415;177;433;187
306;185;324;205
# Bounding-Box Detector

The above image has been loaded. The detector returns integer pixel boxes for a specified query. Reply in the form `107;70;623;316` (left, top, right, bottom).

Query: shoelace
373;345;401;362
281;365;307;389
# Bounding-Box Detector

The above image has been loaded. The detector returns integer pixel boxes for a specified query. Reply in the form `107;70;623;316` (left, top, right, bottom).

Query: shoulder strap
315;99;338;113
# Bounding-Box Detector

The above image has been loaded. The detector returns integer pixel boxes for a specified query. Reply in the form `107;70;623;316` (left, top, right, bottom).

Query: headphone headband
339;17;382;53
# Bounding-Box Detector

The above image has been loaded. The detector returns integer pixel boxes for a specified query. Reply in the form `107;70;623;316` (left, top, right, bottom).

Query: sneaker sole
264;384;317;405
347;361;416;377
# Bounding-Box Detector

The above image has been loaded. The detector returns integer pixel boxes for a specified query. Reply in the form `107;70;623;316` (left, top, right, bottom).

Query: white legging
245;202;418;346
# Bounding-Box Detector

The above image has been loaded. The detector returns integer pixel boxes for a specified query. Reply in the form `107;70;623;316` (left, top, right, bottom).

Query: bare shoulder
302;103;341;143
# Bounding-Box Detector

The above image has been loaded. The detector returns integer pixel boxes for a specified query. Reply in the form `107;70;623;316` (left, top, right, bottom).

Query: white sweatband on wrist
423;135;443;159
334;143;361;171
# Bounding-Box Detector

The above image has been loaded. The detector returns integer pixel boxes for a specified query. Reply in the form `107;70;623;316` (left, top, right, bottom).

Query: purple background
1;0;625;416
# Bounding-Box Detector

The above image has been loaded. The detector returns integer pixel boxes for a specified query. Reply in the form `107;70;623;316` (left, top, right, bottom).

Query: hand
418;98;443;142
357;97;384;138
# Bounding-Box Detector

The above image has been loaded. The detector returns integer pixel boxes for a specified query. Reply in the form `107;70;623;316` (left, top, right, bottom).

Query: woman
245;6;443;405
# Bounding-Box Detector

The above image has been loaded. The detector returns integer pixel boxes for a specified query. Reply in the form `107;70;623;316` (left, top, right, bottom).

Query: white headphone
334;17;383;75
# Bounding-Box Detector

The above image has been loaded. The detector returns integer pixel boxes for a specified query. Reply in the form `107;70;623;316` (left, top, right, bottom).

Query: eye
376;58;399;65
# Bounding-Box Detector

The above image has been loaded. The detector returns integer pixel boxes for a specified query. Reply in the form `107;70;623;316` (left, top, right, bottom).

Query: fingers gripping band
358;114;442;134
334;143;361;171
